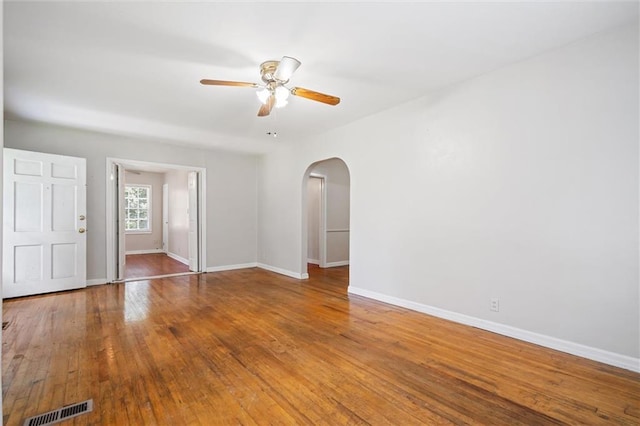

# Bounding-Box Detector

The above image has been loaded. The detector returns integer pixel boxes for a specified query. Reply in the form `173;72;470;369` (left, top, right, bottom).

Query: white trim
307;258;320;265
258;263;309;279
193;171;207;271
105;160;118;281
87;278;108;286
206;263;258;272
319;176;327;268
162;183;169;254
125;249;164;255
327;229;350;233
117;272;200;282
306;173;327;269
348;286;640;373
167;252;189;266
325;260;349;267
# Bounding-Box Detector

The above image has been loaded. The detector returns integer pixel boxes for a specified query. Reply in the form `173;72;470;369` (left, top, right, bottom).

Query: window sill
125;231;152;235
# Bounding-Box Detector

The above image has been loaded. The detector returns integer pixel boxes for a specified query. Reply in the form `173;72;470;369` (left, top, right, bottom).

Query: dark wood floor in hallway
2;266;639;425
124;253;190;279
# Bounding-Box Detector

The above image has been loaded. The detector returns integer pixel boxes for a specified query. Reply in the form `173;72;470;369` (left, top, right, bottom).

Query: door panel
51;163;77;179
14;158;43;176
114;163;125;281
14;182;43;231
188;172;198;271
162;183;169;254
51;243;77;279
52;184;77;231
14;245;43;282
3;148;87;298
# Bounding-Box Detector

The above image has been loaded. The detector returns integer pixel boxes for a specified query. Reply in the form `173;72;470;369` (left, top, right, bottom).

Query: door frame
187;171;199;271
105;158;207;282
309;173;327;268
162;183;169;254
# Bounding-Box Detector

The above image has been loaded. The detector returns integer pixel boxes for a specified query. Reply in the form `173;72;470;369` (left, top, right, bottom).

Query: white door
187;172;198;271
115;164;125;281
3;148;87;298
162;183;169;254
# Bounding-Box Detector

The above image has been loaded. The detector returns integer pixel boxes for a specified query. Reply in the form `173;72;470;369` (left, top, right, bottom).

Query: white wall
4;119;259;280
164;169;189;261
124;170;164;253
258;24;639;365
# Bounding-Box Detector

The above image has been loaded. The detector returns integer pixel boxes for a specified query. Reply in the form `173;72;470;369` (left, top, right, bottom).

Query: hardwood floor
124;253;190;279
2;266;639;425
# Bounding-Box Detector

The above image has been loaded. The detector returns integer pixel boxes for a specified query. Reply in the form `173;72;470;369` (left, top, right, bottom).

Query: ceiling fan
200;56;340;117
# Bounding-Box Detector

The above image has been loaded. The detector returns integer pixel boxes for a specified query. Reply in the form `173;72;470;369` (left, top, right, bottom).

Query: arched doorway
302;158;350;279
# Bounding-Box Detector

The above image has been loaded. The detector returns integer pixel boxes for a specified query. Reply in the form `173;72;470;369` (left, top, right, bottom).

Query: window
125;185;151;232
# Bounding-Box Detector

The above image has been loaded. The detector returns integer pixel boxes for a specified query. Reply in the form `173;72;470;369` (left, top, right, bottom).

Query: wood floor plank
2;266;639;425
124;253;190;279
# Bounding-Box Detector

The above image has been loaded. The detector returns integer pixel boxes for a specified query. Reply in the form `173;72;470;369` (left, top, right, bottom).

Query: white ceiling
4;1;638;154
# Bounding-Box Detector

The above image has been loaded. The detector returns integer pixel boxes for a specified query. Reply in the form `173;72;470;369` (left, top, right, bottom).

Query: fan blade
291;87;340;105
257;94;275;117
200;79;258;88
274;56;301;82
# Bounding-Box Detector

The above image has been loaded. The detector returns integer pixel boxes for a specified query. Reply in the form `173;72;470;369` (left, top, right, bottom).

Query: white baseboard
257;263;309;279
125;249;164;255
120;272;199;282
167;252;189;266
307;258;319;265
348;286;640;373
87;278;108;286
207;263;258;272
325;260;349;267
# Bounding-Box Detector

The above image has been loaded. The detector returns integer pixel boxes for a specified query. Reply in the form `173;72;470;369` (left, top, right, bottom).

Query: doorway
106;158;206;282
303;158;350;279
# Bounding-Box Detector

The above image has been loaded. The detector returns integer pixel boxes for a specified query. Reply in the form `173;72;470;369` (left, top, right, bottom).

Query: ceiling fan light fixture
275;98;288;109
275;85;290;101
274;56;301;82
256;87;271;104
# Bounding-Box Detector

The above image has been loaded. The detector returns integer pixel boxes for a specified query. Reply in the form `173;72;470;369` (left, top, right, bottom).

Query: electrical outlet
490;298;500;312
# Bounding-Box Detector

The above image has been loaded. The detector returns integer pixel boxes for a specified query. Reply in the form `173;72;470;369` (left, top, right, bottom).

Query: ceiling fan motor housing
260;61;283;83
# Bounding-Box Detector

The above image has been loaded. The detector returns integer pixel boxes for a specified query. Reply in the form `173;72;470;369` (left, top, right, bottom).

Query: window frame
124;184;152;234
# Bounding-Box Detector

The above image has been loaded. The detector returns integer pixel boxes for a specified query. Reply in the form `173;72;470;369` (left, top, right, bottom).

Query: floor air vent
23;399;93;426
